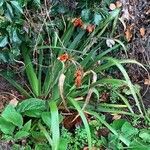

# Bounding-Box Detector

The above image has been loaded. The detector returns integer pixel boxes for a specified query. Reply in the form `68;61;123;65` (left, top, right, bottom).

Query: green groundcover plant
0;0;150;149
0;99;150;149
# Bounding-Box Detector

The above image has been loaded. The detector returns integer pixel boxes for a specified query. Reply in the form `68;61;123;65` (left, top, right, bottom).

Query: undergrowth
0;0;150;149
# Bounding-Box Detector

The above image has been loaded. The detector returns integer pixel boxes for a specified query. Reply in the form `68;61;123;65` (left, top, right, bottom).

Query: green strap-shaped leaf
88;110;130;146
68;97;92;150
49;101;60;150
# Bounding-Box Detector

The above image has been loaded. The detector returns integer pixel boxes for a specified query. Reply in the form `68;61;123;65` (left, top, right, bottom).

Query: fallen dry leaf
62;111;90;130
58;73;69;111
125;26;133;42
140;27;146;37
116;1;122;8
83;147;97;150
97;127;109;137
112;114;121;120
109;3;116;10
9;98;18;106
144;79;150;85
100;92;109;102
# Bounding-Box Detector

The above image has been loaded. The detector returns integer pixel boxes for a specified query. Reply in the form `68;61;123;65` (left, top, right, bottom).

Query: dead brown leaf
112;114;121;120
9;98;18;106
83;147;98;150
97;128;109;137
116;1;122;8
125;26;133;42
140;27;146;37
62;112;90;130
144;79;150;85
100;92;109;102
109;3;116;10
58;73;69;111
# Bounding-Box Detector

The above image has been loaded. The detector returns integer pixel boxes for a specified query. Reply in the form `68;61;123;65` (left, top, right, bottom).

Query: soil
0;65;25;111
121;0;150;107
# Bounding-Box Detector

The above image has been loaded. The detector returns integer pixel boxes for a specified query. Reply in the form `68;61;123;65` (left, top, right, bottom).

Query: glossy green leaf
38;123;52;146
6;2;14;18
22;48;39;97
94;13;102;25
12;29;22;44
17;98;46;113
81;9;90;22
121;122;139;139
0;36;8;47
15;130;30;140
22;120;31;132
10;1;23;14
0;0;4;7
41;112;51;128
129;140;150;150
139;130;150;143
2;105;23;128
0;117;15;135
68;97;92;150
49;101;60;150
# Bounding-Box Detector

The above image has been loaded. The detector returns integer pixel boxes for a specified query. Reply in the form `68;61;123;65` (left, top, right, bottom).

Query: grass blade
38;49;44;95
68;30;85;49
88;110;130;146
68;97;92;150
0;72;31;98
115;92;134;114
49;101;60;150
103;57;143;116
38;122;52;146
22;48;39;97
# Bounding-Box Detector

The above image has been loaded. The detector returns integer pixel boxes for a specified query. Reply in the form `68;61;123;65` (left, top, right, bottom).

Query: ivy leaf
0;36;8;47
6;2;14;18
2;104;23;128
81;9;90;22
12;29;22;44
94;13;102;25
0;0;4;7
10;1;23;14
0;52;9;62
0;117;15;135
33;0;41;8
